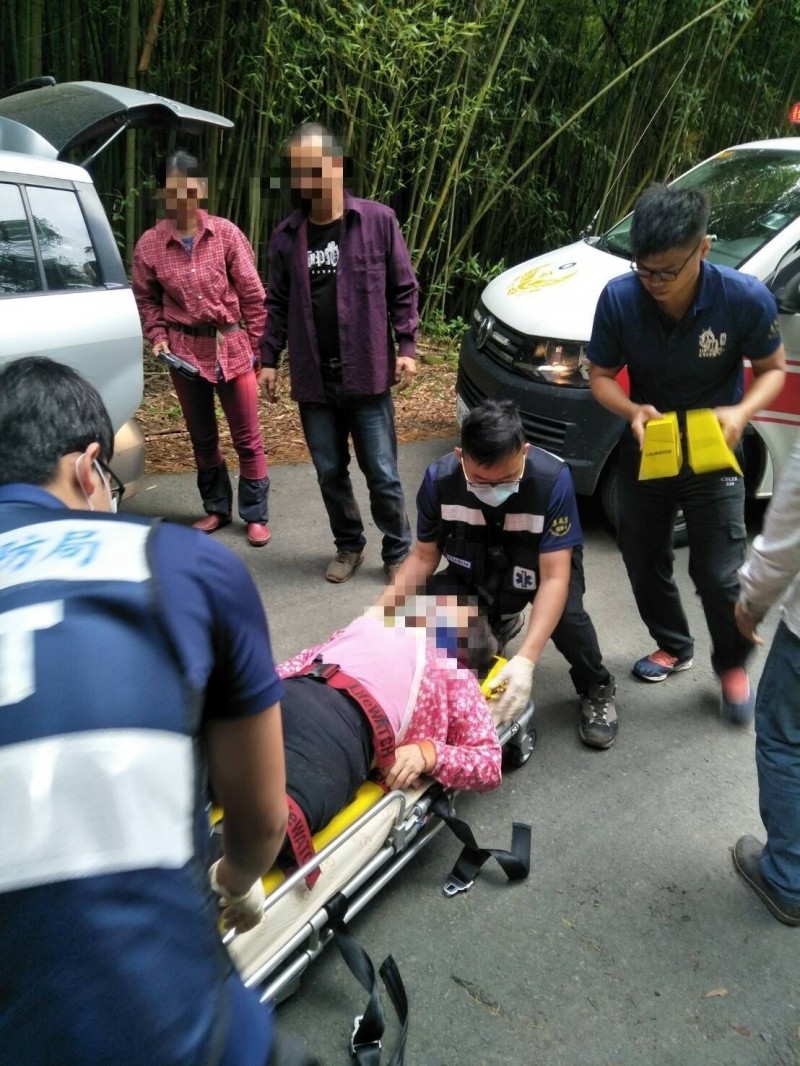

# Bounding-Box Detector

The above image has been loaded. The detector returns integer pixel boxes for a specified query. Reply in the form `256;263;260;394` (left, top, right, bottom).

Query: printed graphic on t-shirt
698;328;726;359
308;240;339;275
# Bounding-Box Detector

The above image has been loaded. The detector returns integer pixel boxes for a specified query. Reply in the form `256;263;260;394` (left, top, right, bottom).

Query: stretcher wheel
504;728;536;769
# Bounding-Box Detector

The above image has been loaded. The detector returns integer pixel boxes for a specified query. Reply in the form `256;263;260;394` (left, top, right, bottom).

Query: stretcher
215;661;535;1015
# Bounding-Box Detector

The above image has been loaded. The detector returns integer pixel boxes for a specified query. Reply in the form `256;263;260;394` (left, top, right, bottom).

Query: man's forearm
590;373;639;421
219;811;287;894
738;367;786;421
516;575;569;663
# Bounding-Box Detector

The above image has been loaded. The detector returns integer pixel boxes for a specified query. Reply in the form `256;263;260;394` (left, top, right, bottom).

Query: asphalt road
127;441;797;1066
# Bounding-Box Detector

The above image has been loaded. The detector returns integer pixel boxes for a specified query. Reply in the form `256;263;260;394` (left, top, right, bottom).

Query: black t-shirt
307;218;341;374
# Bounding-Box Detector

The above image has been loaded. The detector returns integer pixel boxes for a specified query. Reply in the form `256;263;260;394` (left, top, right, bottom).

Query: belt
295;659;396;768
166;321;241;338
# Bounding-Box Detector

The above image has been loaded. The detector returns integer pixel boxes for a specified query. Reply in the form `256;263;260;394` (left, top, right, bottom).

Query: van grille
457;365;568;452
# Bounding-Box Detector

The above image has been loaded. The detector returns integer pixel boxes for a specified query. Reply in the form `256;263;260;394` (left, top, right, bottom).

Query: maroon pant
170;368;269;521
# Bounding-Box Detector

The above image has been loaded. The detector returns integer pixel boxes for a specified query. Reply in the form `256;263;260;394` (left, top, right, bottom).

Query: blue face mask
434;623;460;657
467;481;520;508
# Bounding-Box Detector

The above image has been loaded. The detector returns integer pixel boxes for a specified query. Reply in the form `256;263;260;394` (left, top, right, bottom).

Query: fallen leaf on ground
730;1024;751;1037
701;987;728;999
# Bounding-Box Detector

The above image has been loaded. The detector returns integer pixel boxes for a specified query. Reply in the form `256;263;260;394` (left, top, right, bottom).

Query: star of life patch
512;566;536;591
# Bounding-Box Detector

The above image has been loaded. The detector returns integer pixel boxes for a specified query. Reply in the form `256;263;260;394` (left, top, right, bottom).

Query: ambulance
457;139;800;536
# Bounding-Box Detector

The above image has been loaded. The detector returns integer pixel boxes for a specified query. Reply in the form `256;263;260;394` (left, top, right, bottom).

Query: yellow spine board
639;412;682;480
686;408;743;475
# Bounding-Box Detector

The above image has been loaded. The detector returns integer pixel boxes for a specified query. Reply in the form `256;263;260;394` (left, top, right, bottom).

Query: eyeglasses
630;240;702;283
97;459;125;505
460;456;525;489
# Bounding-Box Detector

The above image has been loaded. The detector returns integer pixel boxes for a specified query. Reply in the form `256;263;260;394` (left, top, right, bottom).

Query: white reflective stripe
0;601;63;707
504;513;544;533
441;504;486;526
0;520;150;592
0;729;195;892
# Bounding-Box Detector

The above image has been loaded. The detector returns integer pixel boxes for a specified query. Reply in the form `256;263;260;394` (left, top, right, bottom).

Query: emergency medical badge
512;566;537;591
549;515;572;537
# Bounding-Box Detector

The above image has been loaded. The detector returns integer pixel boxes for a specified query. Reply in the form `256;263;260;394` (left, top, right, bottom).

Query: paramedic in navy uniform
0;357;315;1065
588;184;786;724
381;399;619;750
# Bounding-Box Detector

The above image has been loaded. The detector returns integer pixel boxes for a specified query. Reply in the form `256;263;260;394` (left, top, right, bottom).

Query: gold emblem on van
507;261;578;296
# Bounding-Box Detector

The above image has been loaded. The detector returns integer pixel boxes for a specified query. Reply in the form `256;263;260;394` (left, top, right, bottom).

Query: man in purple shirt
259;124;418;583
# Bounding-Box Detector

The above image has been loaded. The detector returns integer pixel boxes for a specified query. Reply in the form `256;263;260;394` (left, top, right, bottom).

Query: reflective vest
0;505;230;1066
433;448;564;617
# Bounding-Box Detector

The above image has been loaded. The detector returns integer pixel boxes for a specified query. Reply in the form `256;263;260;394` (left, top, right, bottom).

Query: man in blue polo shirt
588;184;786;724
381;400;618;750
0;358;314;1065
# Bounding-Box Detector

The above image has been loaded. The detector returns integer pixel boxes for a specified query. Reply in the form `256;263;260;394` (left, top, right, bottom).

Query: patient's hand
383;744;429;790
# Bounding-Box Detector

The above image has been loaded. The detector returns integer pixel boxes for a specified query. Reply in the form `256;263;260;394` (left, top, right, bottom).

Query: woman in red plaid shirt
132;150;271;546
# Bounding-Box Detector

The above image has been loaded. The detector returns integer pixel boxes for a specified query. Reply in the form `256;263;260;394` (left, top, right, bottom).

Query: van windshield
600;147;800;268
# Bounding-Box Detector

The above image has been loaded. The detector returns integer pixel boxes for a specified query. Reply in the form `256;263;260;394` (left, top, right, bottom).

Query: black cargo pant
616;432;752;675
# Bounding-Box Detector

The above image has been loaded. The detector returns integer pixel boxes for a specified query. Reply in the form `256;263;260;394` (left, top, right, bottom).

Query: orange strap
285;795;321;889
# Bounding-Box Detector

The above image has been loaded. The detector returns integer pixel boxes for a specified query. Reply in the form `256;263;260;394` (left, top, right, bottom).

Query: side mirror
769;250;800;314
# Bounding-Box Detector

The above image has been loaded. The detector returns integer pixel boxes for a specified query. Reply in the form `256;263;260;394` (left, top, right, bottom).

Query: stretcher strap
430;794;531;893
295;660;396;768
325;893;408;1066
285;796;321;889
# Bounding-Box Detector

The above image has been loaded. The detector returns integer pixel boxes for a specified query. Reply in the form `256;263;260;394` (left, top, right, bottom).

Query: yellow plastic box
639;412;682;480
686;408;743;475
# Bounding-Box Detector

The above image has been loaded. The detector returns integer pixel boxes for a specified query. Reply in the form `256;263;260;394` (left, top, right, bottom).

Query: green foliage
4;0;800;317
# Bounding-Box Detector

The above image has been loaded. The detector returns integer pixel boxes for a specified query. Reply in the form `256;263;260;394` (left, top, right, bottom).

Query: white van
0;79;232;496
457;138;800;534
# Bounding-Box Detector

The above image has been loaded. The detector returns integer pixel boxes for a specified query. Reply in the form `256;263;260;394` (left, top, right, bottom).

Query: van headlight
472;304;590;388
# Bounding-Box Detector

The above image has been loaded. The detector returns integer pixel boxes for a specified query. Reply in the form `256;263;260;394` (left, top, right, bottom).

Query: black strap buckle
350;1015;382;1058
305;658;340;681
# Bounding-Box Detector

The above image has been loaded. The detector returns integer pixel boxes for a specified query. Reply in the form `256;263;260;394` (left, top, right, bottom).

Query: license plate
456;393;469;425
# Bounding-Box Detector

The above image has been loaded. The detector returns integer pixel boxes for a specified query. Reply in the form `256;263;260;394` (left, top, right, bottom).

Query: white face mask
75;457;117;513
467;481;520;508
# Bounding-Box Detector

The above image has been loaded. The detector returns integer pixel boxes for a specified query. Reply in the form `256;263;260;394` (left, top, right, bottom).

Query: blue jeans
756;621;800;902
298;385;411;564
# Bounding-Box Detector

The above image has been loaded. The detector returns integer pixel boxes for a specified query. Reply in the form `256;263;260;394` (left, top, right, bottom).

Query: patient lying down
211;596;505;933
276;595;503;849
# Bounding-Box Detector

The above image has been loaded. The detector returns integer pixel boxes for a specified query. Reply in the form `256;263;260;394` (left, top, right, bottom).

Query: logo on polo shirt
549;515;572;537
698;328;726;358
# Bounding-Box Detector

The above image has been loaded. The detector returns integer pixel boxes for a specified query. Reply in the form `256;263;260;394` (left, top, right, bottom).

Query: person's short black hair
155;148;202;188
0;357;114;486
460;400;525;466
630;184;710;259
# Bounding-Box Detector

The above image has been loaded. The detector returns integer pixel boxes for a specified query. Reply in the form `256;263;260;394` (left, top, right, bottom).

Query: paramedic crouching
0;357;315;1066
380;400;619;750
